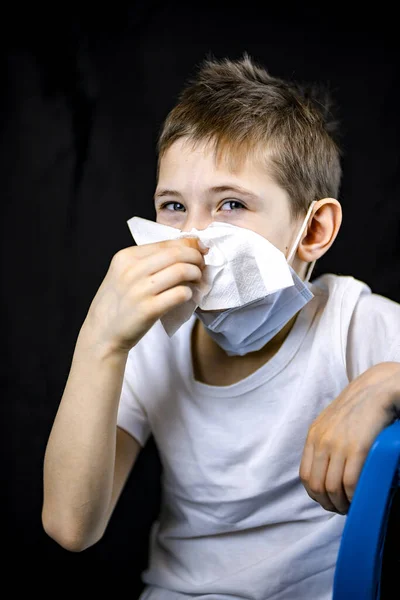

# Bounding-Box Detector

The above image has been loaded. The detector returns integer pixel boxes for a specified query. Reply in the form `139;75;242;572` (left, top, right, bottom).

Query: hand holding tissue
127;217;313;355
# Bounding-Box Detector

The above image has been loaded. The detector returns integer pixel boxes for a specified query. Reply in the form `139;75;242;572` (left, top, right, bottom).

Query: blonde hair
157;53;342;219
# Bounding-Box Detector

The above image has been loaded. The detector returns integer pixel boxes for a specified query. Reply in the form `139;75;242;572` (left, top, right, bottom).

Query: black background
2;3;399;595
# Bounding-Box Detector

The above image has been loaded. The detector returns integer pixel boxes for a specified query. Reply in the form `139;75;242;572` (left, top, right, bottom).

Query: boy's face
154;137;303;260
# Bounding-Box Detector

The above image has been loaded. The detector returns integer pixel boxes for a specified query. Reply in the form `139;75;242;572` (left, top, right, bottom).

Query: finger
130;245;206;282
306;451;336;512
149;284;194;317
299;440;314;482
145;262;203;296
150;246;206;275
325;454;349;514
342;451;367;504
135;236;208;258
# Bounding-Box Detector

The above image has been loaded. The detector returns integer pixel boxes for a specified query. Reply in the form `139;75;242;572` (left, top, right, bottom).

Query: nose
181;214;213;232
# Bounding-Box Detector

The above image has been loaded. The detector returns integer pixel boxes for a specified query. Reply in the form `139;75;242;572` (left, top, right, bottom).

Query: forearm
42;324;129;551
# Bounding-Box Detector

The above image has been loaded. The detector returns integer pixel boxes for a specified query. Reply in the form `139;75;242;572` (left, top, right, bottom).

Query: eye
220;200;246;211
160;202;186;212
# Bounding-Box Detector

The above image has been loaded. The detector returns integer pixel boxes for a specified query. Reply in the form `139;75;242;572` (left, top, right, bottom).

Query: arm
42;237;207;551
42;328;141;552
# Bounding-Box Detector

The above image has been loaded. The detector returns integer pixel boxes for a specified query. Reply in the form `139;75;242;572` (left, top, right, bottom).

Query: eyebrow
154;185;261;202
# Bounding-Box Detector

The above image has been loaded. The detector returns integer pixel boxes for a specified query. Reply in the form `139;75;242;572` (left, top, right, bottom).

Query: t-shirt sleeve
346;289;400;381
117;353;151;447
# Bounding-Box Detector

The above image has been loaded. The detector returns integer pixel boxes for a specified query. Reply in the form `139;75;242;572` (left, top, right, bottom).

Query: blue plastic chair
333;419;400;599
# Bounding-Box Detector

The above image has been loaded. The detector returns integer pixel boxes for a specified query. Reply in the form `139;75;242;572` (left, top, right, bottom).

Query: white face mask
195;201;317;356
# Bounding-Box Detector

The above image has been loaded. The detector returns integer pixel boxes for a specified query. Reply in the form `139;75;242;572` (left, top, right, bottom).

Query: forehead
158;137;273;186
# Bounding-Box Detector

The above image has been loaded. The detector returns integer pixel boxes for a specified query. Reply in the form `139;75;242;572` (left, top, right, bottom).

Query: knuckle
309;482;324;496
299;468;309;483
306;426;317;443
111;249;125;268
321;438;334;453
176;263;196;280
315;433;334;453
111;248;131;271
191;265;202;281
175;286;192;303
355;442;370;458
168;246;185;263
174;263;188;279
300;475;309;487
343;474;357;495
325;483;338;496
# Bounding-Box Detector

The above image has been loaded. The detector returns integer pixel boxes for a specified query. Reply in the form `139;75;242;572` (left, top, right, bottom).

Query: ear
297;198;342;263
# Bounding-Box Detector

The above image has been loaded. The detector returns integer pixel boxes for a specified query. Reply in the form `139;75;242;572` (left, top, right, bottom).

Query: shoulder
311;272;400;316
310;273;370;302
307;273;370;331
312;273;400;375
310;272;400;331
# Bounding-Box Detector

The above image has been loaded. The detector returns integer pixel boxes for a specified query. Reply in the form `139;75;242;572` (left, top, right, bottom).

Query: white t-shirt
117;274;400;600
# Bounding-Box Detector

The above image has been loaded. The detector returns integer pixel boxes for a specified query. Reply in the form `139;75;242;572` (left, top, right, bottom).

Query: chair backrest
333;419;400;599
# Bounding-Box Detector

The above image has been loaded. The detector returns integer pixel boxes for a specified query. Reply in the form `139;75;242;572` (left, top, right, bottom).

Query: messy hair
157;53;342;219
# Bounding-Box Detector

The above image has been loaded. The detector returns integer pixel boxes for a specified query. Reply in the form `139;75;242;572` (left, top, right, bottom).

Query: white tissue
127;216;295;335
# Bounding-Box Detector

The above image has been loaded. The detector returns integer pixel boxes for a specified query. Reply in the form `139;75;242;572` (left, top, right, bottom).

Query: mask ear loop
304;258;316;283
286;200;317;282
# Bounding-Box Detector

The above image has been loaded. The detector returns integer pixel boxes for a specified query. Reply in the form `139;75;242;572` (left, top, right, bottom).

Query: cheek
274;236;292;256
156;211;185;227
261;232;288;253
243;218;293;256
268;219;300;256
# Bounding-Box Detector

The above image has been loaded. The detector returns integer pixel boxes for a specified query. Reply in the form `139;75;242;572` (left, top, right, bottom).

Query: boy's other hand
299;361;400;514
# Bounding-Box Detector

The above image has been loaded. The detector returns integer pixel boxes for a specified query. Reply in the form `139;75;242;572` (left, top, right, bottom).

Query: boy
42;54;400;599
